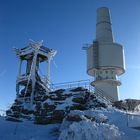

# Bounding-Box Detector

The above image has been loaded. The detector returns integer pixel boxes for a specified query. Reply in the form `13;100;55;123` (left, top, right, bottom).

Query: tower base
91;80;119;102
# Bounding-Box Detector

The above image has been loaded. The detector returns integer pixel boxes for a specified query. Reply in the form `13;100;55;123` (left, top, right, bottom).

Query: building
86;7;125;101
14;40;56;108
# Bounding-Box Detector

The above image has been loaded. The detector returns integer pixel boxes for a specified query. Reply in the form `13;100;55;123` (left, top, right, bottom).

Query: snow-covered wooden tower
14;41;56;107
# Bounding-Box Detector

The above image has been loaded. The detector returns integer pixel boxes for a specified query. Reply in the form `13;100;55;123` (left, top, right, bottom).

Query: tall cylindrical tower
87;7;125;101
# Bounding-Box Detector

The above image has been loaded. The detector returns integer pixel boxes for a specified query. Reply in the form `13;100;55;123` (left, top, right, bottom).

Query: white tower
86;7;125;101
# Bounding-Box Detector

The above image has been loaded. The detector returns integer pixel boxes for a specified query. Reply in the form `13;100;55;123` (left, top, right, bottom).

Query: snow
55;96;74;110
134;104;140;112
101;108;140;140
2;88;140;140
1;107;140;140
0;116;60;140
0;110;6;116
59;108;140;140
22;102;33;110
128;113;140;128
59;120;122;140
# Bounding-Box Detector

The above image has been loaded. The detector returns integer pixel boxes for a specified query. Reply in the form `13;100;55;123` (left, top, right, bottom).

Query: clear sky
0;0;140;110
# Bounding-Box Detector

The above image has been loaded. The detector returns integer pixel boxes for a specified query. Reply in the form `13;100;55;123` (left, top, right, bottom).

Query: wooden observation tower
14;41;56;107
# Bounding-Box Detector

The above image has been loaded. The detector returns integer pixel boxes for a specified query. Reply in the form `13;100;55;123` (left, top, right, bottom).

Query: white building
86;7;125;101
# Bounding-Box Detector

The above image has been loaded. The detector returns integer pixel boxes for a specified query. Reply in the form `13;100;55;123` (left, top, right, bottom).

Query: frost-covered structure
15;41;56;106
6;86;108;123
6;41;56;120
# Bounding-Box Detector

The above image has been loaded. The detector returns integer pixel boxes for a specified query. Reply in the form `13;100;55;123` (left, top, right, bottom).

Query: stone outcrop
34;87;89;124
6;87;109;124
7;87;140;125
113;99;140;111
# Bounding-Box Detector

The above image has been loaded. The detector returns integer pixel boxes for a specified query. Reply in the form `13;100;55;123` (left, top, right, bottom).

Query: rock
85;115;95;121
43;104;56;112
34;96;43;101
42;95;49;101
7;87;110;125
11;111;20;118
70;87;87;92
6;117;22;122
67;114;83;122
113;99;140;111
14;99;22;104
89;94;96;100
70;104;86;110
11;105;21;112
72;97;86;104
40;109;48;116
35;102;42;111
21;109;34;115
126;99;140;110
50;89;65;94
52;110;65;122
50;96;66;101
6;110;12;116
34;111;40;116
113;100;128;110
88;98;108;109
34;116;52;124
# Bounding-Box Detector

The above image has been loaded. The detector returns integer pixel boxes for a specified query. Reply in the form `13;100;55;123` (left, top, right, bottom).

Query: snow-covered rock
59;120;122;140
113;99;140;111
4;87;140;139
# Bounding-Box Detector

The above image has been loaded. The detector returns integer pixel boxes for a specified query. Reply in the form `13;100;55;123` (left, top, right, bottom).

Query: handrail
126;112;140;128
51;79;91;90
50;79;114;103
95;88;114;102
89;86;113;103
53;79;90;86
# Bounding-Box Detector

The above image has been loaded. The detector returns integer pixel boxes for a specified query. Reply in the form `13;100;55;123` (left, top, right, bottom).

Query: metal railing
16;76;115;103
51;79;91;91
50;79;113;103
126;112;140;129
16;74;29;83
95;88;114;102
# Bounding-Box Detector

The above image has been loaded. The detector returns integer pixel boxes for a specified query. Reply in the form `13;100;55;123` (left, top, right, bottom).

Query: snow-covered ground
0;116;59;140
1;87;140;140
59;108;140;140
103;108;140;140
0;107;140;140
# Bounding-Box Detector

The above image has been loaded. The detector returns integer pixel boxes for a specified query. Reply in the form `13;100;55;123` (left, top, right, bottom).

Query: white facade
87;7;125;102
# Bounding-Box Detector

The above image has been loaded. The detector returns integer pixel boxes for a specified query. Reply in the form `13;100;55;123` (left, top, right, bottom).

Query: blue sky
0;0;140;110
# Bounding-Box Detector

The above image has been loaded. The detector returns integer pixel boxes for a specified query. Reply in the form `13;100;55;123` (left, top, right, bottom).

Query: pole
30;49;38;107
17;59;22;99
47;58;51;88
